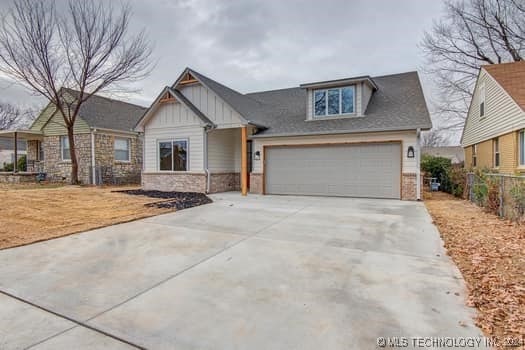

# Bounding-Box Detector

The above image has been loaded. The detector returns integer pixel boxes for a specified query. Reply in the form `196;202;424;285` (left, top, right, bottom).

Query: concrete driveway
0;193;484;349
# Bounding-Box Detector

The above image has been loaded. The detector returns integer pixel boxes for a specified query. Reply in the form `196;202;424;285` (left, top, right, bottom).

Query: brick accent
209;172;240;193
142;172;207;192
249;173;263;194
401;173;422;201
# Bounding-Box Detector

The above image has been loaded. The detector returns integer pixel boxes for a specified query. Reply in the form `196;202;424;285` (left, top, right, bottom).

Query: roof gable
484;61;525;111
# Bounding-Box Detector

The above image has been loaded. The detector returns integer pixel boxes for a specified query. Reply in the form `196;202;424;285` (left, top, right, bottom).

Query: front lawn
0;184;211;250
425;191;525;345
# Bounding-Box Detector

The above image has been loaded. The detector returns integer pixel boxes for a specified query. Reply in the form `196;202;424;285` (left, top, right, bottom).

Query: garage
264;142;401;199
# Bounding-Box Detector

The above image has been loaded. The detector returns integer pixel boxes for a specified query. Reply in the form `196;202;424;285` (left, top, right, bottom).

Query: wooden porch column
13;131;18;173
241;126;248;196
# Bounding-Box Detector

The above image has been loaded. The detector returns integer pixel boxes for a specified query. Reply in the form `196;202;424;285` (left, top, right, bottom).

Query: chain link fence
466;172;525;222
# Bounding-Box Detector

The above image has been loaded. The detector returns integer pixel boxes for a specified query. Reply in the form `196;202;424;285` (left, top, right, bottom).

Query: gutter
416;128;421;201
91;129;97;185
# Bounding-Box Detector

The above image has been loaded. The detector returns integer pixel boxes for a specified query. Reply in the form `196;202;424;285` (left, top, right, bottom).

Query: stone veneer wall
95;133;142;185
41;134;92;184
401;173;423;201
209;173;240;193
249;173;263;194
142;173;207;192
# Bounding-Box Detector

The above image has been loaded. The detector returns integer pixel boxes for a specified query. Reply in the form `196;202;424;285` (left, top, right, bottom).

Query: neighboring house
462;61;525;173
422;146;464;164
0;137;26;169
24;89;147;184
136;68;431;200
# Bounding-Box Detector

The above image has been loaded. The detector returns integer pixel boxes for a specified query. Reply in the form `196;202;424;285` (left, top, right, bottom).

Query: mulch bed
425;192;525;347
118;190;212;210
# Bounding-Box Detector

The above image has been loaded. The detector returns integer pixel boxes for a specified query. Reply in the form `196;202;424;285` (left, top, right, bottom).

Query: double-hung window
159;140;188;171
479;83;486;118
314;86;355;117
518;130;525;166
61;136;70;161
493;138;500;168
114;138;130;162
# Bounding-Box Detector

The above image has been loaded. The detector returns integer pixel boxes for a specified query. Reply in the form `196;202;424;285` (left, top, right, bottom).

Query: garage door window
314;86;355;117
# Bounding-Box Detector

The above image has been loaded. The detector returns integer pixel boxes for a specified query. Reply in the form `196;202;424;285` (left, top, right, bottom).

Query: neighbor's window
472;144;477;167
114;138;130;162
61;136;70;161
314;86;355;117
159;140;188;171
479;83;486;118
493;138;500;168
518;130;525;165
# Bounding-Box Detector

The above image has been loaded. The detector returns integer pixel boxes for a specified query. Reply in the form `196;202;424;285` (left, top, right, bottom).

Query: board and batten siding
208;128;241;173
143;102;204;172
462;68;525;147
251;130;418;174
306;83;364;120
179;83;245;128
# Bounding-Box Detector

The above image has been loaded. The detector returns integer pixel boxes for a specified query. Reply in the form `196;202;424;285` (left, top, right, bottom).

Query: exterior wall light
407;146;415;158
254;151;261;160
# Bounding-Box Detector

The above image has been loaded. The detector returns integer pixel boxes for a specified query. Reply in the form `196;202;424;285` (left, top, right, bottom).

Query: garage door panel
265;143;401;199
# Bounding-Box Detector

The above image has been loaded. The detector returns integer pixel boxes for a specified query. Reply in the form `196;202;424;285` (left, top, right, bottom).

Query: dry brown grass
425;191;525;347
0;184;172;249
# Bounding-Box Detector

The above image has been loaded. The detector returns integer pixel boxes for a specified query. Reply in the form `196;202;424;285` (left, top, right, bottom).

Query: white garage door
265;143;401;199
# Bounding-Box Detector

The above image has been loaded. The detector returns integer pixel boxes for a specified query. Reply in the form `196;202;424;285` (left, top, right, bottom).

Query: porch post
13;131;18;173
241;126;248;196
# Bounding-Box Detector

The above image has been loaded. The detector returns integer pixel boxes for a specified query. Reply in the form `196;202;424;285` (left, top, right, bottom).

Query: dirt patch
0;185;174;250
117;190;212;210
425;191;525;346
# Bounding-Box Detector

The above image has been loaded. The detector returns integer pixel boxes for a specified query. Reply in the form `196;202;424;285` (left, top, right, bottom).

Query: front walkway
0;193;484;349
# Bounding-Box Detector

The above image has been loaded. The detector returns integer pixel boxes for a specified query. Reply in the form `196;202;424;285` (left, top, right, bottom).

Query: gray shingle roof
246;71;432;137
64;88;147;132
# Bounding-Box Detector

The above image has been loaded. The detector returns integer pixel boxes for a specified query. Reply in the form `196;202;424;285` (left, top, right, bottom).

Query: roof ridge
61;87;147;110
246;86;301;95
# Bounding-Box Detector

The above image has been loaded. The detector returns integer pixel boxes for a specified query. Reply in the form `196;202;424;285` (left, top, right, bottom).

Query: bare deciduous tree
0;102;21;130
421;129;450;147
0;0;152;184
421;0;524;132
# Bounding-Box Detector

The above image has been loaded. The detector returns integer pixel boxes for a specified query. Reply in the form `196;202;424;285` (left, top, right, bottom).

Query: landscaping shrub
509;181;525;222
1;155;26;172
421;155;466;197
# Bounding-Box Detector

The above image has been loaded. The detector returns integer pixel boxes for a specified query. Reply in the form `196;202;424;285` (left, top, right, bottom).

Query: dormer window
314;86;355;117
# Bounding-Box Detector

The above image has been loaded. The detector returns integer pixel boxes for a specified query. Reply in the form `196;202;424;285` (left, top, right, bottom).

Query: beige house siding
208;128;241;173
30;103;56;131
462;68;525;147
464;131;519;173
179;83;245;128
251;130;418;174
41;112;90;135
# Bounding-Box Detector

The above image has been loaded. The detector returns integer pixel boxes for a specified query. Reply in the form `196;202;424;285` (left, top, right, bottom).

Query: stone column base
401;173;422;200
249;173;263;194
209;173;240;193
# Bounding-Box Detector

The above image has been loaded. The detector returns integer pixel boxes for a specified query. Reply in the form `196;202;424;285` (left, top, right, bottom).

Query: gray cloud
0;0;447;134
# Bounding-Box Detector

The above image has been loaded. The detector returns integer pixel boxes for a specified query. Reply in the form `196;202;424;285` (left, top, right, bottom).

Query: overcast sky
0;0;448;134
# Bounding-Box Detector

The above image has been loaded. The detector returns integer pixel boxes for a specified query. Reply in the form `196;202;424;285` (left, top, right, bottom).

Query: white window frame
479;83;486;118
114;137;131;162
518;129;525;168
60;136;71;161
36;140;44;161
157;138;189;172
493;137;499;168
313;85;356;118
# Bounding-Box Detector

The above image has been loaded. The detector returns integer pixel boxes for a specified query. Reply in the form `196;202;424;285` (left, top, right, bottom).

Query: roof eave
299;76;378;91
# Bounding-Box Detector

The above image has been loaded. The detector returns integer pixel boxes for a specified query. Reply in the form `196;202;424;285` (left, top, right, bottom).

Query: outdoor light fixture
407;146;415;158
254;151;261;160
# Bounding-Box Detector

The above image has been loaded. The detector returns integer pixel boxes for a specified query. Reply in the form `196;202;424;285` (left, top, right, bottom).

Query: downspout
416;128;421;200
91;129;96;185
204;125;215;193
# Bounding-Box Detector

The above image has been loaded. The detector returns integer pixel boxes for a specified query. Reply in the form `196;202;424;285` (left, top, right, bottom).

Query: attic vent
179;72;198;85
159;91;175;103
